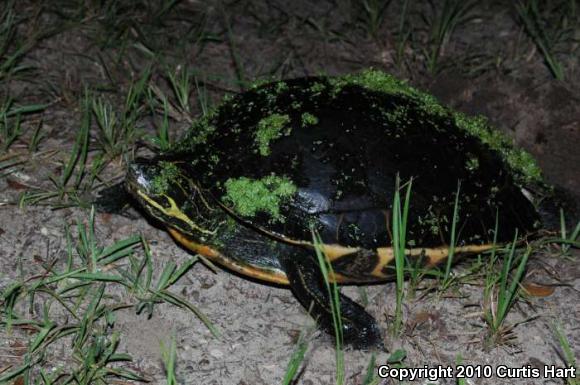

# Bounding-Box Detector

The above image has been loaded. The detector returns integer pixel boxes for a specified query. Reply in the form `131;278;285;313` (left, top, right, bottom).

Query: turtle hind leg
281;255;383;349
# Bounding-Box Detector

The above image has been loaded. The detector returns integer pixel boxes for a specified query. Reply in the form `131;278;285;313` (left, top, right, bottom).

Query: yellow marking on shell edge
137;190;216;235
417;244;495;267
369;244;496;279
167;220;494;285
167;228;290;285
317;243;495;276
321;244;359;261
308;243;493;263
372;248;395;278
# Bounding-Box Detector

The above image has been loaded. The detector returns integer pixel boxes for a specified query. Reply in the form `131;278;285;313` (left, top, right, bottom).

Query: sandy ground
1;1;579;384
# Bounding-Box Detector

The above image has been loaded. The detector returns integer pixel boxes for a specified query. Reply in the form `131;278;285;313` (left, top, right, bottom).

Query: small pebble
209;348;224;359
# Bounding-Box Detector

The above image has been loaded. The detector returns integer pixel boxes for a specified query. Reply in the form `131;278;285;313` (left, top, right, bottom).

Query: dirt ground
1;1;579;384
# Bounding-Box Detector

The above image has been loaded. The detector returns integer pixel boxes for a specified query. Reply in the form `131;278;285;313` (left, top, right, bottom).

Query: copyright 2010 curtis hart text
377;364;577;381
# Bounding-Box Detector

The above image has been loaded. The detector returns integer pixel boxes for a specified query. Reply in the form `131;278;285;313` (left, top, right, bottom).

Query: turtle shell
175;71;541;249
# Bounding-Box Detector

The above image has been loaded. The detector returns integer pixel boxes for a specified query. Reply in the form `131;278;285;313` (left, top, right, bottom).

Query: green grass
146;89;173;151
477;211;579;348
280;319;388;385
222;6;247;91
194;75;211;118
395;0;412;67
361;353;378;385
167;65;193;116
281;332;310;385
358;0;393;39
146;68;212;151
312;230;345;385
553;323;579;385
403;251;428;298
482;230;532;347
528;209;580;255
455;353;467;385
92;68;150;160
440;182;461;291
18;93;94;208
0;99;47;153
515;0;578;80
385;179;542;349
391;176;412;336
558;208;580;256
0;207;216;384
0;0;37;82
73;0;193;57
161;333;179;385
0;103;22;153
422;0;478;74
360;350;406;384
17;68;154;208
28;119;44;153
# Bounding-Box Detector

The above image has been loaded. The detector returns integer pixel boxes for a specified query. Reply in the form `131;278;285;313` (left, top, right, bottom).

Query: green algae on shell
254;113;291;156
151;161;181;194
330;69;543;186
452;113;542;184
301;112;319;127
177;69;543;187
223;175;297;221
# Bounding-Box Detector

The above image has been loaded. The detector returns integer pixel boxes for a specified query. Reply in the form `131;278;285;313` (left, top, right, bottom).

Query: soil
1;1;579;384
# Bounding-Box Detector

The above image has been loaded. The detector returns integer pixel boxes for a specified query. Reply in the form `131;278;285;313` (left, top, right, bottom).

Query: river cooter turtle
125;70;547;348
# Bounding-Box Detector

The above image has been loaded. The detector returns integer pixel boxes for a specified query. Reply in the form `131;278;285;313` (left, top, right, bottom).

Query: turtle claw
344;322;383;350
283;254;383;350
336;294;383;350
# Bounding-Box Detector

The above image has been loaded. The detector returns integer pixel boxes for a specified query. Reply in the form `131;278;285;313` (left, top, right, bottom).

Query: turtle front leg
281;255;383;349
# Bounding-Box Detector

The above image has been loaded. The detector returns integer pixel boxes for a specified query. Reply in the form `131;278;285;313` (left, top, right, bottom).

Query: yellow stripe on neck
137;190;216;235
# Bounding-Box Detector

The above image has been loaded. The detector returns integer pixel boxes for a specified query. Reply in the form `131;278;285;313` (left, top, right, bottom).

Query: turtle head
126;158;219;240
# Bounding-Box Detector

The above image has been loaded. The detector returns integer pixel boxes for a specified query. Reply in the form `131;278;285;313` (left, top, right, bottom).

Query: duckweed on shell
151;161;181;194
332;69;542;185
254;113;291;156
301;112;319;127
223;175;297;221
453;113;542;184
178;69;542;186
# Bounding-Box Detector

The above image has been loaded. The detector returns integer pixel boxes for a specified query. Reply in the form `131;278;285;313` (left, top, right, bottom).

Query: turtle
123;70;552;349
